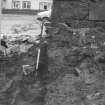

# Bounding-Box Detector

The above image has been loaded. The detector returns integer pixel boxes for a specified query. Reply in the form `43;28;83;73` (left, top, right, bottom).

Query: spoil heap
45;0;105;105
46;25;105;105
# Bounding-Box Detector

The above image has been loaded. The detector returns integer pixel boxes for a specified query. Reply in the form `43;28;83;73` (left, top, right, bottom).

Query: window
44;5;47;10
22;1;31;9
39;2;52;10
12;0;20;9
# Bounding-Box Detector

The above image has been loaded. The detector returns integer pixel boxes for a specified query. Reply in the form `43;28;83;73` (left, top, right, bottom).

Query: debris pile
44;1;105;104
1;0;105;105
0;20;49;105
45;23;105;105
0;34;38;57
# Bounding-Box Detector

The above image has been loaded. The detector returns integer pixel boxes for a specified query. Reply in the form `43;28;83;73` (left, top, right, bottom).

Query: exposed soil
1;0;105;105
45;0;105;105
0;45;48;105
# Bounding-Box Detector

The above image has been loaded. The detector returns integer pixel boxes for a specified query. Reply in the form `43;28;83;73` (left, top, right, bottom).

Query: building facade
3;0;53;10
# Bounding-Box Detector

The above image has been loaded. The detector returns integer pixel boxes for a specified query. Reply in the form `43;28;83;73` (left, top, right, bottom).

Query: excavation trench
0;43;49;105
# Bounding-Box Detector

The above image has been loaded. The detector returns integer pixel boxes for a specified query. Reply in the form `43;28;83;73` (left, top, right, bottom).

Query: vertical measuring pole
36;48;40;70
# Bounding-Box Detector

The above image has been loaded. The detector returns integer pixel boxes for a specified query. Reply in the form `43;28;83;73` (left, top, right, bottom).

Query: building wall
39;0;53;10
32;0;39;10
40;0;52;3
3;0;52;10
18;0;40;9
5;0;12;9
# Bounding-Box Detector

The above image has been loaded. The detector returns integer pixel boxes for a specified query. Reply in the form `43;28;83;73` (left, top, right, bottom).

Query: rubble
51;0;89;23
0;34;38;57
0;18;48;105
45;16;105;105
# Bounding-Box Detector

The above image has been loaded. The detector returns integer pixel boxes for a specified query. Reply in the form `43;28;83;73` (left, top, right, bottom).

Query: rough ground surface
1;14;41;36
45;25;105;105
0;45;44;105
1;0;105;105
45;0;105;105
